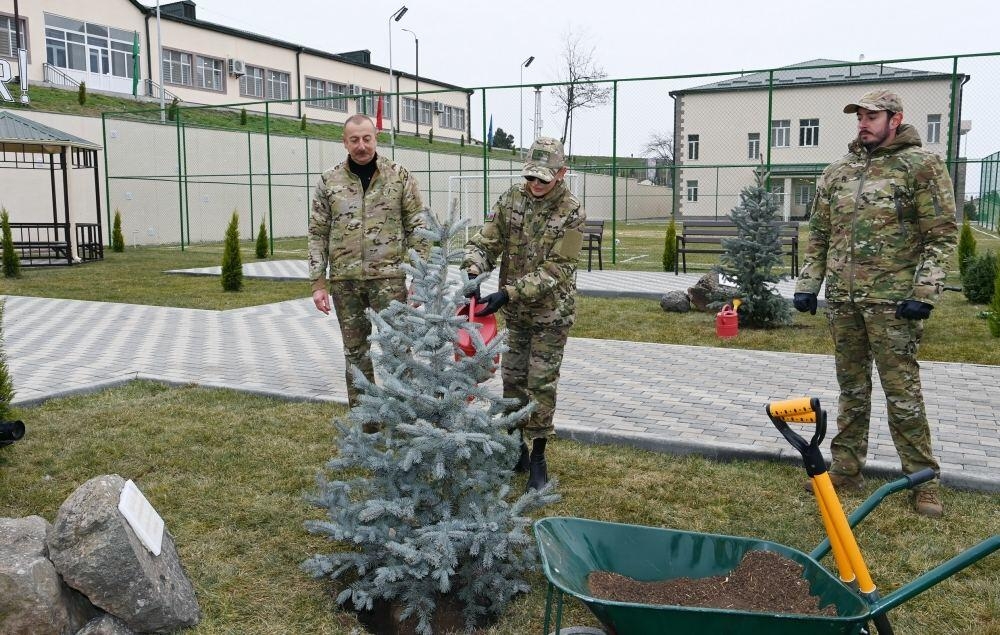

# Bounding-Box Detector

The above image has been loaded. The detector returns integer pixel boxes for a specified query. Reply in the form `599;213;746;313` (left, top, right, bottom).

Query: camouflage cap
843;89;904;114
522;137;566;182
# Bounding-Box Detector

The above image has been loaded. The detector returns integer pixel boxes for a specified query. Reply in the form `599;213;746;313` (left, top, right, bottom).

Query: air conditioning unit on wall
227;59;246;76
432;101;444;113
349;84;363;96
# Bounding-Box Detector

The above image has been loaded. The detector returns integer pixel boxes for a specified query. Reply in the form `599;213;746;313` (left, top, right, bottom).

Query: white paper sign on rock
117;479;164;556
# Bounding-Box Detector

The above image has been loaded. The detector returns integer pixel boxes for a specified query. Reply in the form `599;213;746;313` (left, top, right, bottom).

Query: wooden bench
581;219;605;272
675;220;800;275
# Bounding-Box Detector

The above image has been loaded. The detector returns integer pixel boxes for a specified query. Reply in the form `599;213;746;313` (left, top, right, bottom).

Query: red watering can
715;299;742;339
456;296;499;359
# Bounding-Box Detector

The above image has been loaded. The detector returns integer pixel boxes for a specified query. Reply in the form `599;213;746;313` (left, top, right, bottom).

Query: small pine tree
300;113;307;131
460;135;465;147
221;212;243;292
240;108;248;126
662;217;677;272
111;209;126;253
427;127;434;144
962;251;997;304
0;300;14;422
989;260;1000;338
302;214;557;635
255;220;268;259
167;97;179;121
2;208;21;278
958;218;976;277
716;169;792;328
77;81;87;105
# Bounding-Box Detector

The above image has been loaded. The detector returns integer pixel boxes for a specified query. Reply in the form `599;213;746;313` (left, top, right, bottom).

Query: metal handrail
144;78;180;103
42;63;81;88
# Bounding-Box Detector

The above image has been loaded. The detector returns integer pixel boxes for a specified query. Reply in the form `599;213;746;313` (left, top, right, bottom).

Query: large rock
659;290;691;313
46;475;200;634
687;271;737;312
76;614;136;635
0;516;95;635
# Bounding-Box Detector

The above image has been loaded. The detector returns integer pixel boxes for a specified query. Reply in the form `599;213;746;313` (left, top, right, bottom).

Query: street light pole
402;28;418;138
387;5;408;148
520;55;534;158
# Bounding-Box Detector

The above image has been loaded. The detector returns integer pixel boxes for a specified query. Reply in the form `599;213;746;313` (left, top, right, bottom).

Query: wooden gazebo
0;110;103;266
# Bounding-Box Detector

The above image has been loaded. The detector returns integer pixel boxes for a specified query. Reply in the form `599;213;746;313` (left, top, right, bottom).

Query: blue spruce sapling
303;213;558;635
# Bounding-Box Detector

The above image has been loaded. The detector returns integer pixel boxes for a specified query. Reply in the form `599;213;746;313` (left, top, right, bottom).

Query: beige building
1;0;471;141
670;59;968;220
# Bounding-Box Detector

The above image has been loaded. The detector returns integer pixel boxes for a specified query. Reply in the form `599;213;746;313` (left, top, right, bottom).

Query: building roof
0;110;101;154
671;59;960;96
129;1;467;92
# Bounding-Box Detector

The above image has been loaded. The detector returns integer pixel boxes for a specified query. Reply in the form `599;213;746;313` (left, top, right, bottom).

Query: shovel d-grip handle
766;397;827;476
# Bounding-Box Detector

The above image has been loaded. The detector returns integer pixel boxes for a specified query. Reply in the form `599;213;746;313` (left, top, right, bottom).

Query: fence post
174;108;185;250
265;102;274;253
611;79;618;264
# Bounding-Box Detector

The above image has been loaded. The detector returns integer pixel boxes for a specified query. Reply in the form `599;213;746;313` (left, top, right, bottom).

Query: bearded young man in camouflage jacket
308;115;426;409
794;90;957;517
462;137;585;492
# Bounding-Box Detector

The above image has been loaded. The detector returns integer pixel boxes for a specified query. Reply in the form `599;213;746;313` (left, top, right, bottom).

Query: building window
927;114;941;144
240;65;264;98
799;118;819;147
439;105;466;130
162;49;192;85
358;90;391;119
418;100;433;125
402;97;417;122
686;180;699;202
795;183;815;206
45;14;135;80
265;69;289;100
771;120;790;147
687;134;700;160
748;133;760;160
195;55;224;91
2;15;28;58
305;77;346;111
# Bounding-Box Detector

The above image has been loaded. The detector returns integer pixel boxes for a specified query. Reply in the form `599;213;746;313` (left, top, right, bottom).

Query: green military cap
844;89;904;114
522;137;566;183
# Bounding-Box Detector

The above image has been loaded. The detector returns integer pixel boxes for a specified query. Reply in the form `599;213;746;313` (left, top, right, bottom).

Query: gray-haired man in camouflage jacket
308;115;426;410
463;137;585;491
793;90;957;517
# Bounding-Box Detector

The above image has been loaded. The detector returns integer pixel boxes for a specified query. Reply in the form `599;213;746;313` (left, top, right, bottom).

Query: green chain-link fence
103;52;1000;263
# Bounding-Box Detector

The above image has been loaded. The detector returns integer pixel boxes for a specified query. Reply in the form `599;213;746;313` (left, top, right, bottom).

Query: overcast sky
142;0;999;160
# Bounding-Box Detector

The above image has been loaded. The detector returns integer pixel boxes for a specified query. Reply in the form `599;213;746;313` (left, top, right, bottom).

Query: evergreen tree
302;214;558;635
662;217;677;272
958;217;976;277
300;113;307;131
491;127;515;150
255;220;268;259
989;260;1000;338
716;169;792;328
77;81;87;106
0;300;13;422
221;212;243;291
240;108;248;126
2;208;20;278
167;97;179;122
112;209;126;253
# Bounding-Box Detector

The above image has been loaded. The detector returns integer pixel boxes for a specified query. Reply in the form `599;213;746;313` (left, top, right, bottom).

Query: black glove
895;299;933;320
464;271;481;301
792;292;818;315
475;289;509;317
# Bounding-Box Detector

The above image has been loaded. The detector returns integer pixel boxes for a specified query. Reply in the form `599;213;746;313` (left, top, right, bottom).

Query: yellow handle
766;397;815;420
812;473;877;594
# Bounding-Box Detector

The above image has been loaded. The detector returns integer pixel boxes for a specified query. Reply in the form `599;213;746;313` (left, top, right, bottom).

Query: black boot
526;438;548;491
513;440;529;473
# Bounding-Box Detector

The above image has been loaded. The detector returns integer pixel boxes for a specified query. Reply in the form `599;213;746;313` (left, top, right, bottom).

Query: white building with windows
1;0;471;141
670;59;968;220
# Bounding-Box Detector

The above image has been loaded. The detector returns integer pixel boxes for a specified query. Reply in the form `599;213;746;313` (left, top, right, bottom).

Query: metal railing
42;63;80;88
144;78;180;103
6;222;103;266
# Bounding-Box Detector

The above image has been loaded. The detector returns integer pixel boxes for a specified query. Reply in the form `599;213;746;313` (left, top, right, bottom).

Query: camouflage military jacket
463;181;585;326
796;124;957;305
307;154;425;290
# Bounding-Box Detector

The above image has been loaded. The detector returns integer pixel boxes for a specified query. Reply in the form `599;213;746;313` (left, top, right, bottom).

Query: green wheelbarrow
535;498;998;634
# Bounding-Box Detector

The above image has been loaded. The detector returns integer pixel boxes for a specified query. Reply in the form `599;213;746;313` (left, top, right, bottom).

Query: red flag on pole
376;93;384;131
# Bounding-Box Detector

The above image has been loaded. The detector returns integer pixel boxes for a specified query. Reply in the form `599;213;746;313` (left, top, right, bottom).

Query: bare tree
642;132;676;186
550;28;611;155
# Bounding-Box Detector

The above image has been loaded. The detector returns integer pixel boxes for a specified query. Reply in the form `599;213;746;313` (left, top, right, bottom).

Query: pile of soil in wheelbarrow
588;550;838;616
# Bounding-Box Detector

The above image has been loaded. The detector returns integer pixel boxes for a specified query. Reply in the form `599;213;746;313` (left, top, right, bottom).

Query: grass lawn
1;382;996;635
2;222;998;634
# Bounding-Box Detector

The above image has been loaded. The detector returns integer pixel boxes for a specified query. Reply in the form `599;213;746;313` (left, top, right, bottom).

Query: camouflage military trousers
329;277;407;406
501;317;571;441
826;302;940;490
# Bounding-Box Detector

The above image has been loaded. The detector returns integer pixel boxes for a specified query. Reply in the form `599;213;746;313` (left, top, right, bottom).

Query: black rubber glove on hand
475;289;509;317
792;292;818;315
464;271;481;301
895;299;933;320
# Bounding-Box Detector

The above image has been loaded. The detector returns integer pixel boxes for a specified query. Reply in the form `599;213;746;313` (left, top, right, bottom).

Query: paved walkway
4;263;998;492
